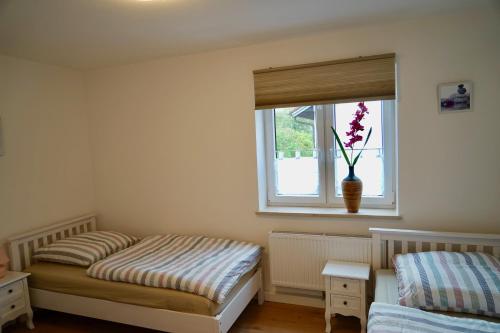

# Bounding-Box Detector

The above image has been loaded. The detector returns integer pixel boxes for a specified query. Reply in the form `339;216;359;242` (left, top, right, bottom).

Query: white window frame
264;106;326;206
262;100;396;209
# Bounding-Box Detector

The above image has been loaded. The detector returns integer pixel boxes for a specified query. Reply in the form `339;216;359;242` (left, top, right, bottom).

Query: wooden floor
4;301;360;333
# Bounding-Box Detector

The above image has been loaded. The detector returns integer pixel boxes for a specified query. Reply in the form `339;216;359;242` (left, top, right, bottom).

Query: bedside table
322;260;370;333
0;272;34;333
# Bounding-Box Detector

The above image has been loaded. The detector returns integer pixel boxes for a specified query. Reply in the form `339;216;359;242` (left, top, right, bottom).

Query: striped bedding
33;231;139;266
87;234;262;304
368;302;500;333
394;252;500;317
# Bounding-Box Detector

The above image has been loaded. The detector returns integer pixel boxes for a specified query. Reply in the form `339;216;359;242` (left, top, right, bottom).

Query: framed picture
438;81;472;113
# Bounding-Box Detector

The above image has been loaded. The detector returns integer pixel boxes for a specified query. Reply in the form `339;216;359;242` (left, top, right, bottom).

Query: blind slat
254;53;395;109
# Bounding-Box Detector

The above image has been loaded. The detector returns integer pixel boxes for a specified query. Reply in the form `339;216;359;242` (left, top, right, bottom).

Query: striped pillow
394;251;500;317
33;231;139;267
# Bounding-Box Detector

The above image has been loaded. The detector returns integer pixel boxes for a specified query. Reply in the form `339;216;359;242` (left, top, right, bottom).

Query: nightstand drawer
1;297;26;320
0;280;23;300
331;278;360;295
0;272;34;331
331;295;360;312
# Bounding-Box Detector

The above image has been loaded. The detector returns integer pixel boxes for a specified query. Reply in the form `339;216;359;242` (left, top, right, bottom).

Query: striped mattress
87;234;262;304
368;302;500;333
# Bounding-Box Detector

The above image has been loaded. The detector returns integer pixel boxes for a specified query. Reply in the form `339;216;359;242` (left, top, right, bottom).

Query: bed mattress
25;262;254;316
374;269;399;304
374;269;500;323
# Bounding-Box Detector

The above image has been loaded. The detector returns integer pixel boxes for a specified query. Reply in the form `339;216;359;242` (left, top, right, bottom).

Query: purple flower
344;102;368;149
330;102;373;167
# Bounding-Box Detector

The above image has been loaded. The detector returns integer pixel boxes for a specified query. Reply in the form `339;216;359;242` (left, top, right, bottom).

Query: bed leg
360;316;366;333
26;310;35;330
257;268;264;305
258;287;264;305
214;320;222;333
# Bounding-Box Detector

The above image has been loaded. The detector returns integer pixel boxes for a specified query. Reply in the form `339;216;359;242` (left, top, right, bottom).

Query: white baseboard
264;291;324;308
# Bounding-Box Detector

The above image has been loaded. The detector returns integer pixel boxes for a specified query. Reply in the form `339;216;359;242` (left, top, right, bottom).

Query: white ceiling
0;0;496;69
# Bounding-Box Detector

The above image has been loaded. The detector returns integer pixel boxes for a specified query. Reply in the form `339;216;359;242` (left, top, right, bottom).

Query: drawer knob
343;284;347;288
11;304;16;309
8;289;13;294
343;301;347;306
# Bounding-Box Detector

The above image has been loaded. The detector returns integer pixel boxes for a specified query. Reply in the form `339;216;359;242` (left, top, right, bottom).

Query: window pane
333;101;384;197
273;106;319;196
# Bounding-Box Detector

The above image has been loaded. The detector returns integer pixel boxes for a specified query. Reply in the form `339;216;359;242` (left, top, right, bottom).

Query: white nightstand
0;272;34;333
322;260;370;333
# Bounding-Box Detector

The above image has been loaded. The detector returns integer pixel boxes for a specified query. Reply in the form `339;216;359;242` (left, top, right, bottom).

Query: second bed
8;215;264;333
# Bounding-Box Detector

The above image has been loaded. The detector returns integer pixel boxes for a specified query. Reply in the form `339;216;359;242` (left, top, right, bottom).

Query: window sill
256;206;401;219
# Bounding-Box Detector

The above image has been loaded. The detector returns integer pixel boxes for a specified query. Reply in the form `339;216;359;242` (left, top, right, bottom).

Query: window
262;100;395;208
253;53;397;212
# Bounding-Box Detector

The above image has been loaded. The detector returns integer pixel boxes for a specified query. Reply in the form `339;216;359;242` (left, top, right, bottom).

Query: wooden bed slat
388;241;394;265
32;238;39;251
401;240;408;254
23;242;30;270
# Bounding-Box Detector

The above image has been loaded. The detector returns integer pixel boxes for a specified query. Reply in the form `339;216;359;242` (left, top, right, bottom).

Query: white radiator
269;231;372;291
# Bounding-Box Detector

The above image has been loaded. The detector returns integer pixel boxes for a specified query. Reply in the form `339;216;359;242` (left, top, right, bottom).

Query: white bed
370;227;500;304
369;227;500;331
7;214;264;333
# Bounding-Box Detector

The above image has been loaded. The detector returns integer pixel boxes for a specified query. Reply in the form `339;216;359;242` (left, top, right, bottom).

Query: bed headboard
7;214;97;271
370;227;500;270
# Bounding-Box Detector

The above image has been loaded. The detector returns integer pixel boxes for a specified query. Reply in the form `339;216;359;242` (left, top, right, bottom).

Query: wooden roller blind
253;53;395;109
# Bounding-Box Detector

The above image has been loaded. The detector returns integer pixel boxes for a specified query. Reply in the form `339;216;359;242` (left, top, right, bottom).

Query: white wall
0;56;95;246
85;9;500;294
86;9;500;247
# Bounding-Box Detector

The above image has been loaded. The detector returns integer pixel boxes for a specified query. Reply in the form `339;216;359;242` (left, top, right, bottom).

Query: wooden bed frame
370;227;500;270
7;214;264;333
